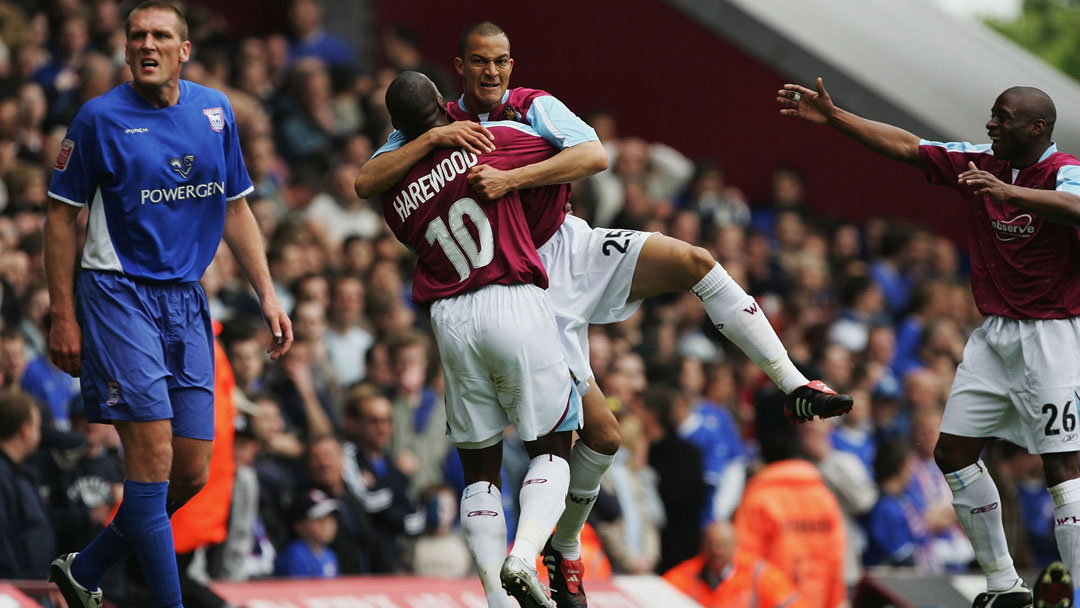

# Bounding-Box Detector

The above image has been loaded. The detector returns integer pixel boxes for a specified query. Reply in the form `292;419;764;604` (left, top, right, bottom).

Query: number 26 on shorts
1043;400;1077;437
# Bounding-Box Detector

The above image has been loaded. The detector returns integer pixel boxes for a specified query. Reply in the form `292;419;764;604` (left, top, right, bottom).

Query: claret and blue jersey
48;80;254;283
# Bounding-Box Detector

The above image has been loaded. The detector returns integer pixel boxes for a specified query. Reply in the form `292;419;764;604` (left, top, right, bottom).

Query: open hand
777;77;835;125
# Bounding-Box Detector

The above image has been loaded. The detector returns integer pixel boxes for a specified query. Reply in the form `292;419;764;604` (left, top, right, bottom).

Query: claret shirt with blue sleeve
48;80;254;283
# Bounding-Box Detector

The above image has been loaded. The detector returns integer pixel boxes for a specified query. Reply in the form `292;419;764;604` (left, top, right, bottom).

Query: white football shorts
941;315;1080;454
429;282;579;448
537;215;653;394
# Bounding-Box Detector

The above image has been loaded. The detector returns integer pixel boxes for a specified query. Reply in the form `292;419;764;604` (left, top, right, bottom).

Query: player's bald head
1001;86;1057;136
458;21;508;58
385;71;446;140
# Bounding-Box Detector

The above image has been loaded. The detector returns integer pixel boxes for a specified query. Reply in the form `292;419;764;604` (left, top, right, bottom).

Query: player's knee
171;464;209;502
932;436;974;474
1042;452;1080;487
580;416;621;455
682;245;717;287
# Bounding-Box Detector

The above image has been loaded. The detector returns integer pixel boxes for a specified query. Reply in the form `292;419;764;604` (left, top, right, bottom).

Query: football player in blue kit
43;3;291;607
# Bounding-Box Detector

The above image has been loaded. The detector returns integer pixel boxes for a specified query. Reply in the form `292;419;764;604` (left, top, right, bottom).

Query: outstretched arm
778;77;923;168
354;122;495;199
959;161;1080;224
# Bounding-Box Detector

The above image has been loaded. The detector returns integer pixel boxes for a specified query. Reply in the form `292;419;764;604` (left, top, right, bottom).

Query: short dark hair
126;1;188;42
457;21;508;59
873;439;911;483
0;391;36;440
385;71;442;140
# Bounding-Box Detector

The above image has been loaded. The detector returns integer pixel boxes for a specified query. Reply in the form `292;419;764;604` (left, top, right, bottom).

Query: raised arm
778;77;923;168
354;122;495;199
223;197;292;359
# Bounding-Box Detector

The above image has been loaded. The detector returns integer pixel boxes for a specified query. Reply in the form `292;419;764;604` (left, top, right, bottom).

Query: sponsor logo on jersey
202;107;225;132
169;154;195;179
991;213;1035;241
391;149;479;222
140;181;225;205
124;128;150;134
55;138;75;171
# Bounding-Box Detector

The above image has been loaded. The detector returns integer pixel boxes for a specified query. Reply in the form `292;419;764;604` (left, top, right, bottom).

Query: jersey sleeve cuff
226;185;255;201
48;192;86;207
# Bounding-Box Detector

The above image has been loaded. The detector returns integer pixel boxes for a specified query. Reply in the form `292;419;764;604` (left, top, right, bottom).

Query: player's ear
179;40;191;63
453;56;464;78
1030;118;1046;137
507;57;514;73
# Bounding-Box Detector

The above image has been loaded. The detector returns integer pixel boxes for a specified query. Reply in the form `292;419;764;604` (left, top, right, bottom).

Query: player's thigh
941;322;1020;445
479;285;577;442
1012;317;1080;454
628;234;713;301
538;215;651;327
77;271;172;426
161;287;216;441
429;289;510;447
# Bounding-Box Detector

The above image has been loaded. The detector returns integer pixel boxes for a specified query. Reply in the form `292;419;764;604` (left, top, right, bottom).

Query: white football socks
461;482;514;607
509;454;570;565
945;461;1019;592
1050;478;1080;590
551;441;615;560
691;263;807;394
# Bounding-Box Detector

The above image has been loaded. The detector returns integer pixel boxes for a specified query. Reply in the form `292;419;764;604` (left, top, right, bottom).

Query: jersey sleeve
47;115;102;207
525;95;598;150
372;130;407;158
222;100;254;201
1056;164;1080;196
918;139;993;188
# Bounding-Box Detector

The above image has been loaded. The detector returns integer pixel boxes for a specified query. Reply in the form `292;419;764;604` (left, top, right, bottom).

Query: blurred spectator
799;419;877;586
595;412;664;574
324;273;373;388
304;433;380;574
736;417;846;608
341;385;426;572
827;274;887;353
217;410;272;581
305;162;382;246
410;483;471;577
677;160;750;229
663;520;809;608
863;439;922;567
639;384;706;573
387;329;449;494
287;0;356;69
381;25;454;101
274;487;340;578
0;391;53;578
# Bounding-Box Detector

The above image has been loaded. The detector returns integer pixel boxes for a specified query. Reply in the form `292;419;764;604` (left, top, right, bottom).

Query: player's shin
1050;478;1080;592
551;441;613;559
120;480;183;608
461;482;515;607
691;263;808;394
946;461;1020;592
510;455;571;564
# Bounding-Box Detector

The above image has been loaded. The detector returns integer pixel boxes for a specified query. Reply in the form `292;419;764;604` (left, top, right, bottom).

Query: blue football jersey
48;80;253;282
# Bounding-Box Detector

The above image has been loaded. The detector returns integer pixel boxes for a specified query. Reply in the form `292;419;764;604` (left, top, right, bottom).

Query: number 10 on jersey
425;197;494;282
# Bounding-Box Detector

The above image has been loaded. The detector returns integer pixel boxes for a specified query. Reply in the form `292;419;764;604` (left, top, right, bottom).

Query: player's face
987;93;1036;162
455;34;513;112
125;8;190;92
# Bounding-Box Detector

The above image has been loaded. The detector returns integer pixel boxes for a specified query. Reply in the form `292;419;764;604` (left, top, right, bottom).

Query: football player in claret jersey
44;3;291;607
357;23;853;608
382;71;576;608
779;78;1080;608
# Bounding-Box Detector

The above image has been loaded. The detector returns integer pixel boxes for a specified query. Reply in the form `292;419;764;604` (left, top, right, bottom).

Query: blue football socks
118;480;183;607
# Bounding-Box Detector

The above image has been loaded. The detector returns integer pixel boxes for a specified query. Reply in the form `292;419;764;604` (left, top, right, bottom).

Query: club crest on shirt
169;154;195;179
202;107;225;132
502;105;522;122
106;381;121;406
55;138;75;171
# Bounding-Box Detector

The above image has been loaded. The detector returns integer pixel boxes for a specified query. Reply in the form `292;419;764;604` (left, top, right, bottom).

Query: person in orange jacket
734;424;847;608
663;520;809;608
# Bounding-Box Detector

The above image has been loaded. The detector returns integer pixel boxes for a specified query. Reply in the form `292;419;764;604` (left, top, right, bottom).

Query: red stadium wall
202;0;968;243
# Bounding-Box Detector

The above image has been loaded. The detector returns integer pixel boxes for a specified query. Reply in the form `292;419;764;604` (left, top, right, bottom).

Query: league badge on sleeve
202;107;225;132
55;138;75;171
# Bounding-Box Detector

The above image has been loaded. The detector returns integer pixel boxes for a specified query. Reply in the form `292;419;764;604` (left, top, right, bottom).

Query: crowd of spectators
0;0;1062;607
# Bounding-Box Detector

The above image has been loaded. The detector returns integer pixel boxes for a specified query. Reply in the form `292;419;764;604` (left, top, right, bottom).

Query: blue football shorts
76;271;215;440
